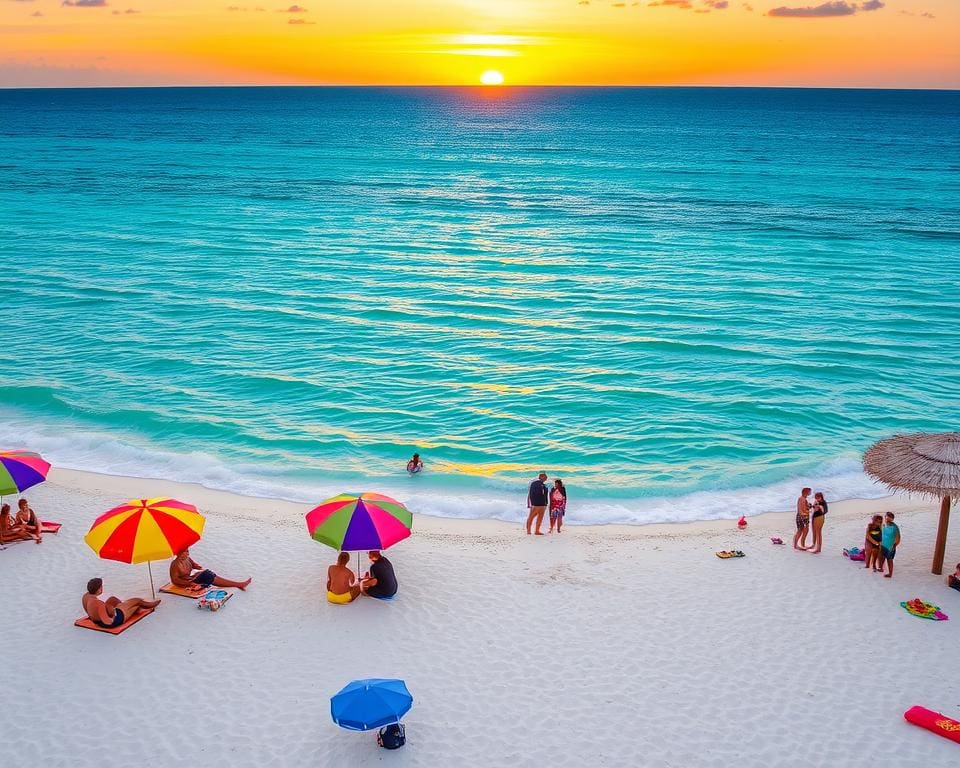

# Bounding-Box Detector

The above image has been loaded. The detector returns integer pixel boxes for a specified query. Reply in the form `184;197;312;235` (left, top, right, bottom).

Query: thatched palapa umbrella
863;432;960;575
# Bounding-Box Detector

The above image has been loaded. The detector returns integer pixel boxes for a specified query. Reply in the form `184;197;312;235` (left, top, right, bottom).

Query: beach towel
197;589;232;611
41;521;61;534
843;547;865;561
900;599;948;621
74;608;154;635
716;550;745;559
159;582;206;599
371;593;398;601
904;706;960;744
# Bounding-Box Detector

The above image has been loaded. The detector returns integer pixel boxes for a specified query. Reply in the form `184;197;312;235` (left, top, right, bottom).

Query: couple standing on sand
794;487;828;552
526;472;567;535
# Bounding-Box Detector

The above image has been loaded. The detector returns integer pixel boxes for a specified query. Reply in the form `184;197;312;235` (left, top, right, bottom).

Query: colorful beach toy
900;599;948;621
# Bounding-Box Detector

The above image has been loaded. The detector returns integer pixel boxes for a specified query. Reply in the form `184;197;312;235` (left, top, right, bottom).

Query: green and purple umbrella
306;492;412;552
0;450;51;496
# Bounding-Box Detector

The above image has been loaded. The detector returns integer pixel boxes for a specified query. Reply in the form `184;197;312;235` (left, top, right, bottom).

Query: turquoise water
1;87;958;523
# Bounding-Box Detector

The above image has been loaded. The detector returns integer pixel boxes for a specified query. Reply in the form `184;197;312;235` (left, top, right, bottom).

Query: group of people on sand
82;544;401;624
526;472;567;535
0;498;42;544
794;487;828;553
326;550;398;604
81;546;253;627
862;512;901;578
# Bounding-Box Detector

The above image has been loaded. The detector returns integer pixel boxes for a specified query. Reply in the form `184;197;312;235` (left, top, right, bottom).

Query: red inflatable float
904;706;960;744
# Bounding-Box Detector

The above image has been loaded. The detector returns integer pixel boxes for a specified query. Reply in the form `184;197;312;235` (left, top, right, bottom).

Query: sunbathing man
15;498;42;544
82;577;159;629
327;551;361;604
169;547;251;591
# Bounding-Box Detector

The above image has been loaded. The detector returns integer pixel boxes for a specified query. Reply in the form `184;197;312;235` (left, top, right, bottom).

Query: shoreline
42;465;931;539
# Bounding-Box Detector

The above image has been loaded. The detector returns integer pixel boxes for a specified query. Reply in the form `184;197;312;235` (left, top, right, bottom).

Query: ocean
1;86;958;524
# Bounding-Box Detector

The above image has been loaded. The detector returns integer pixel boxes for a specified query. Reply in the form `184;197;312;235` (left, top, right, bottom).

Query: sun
480;70;505;86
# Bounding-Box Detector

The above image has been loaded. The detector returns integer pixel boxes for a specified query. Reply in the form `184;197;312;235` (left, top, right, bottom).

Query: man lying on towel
169;547;251;591
82;577;159;629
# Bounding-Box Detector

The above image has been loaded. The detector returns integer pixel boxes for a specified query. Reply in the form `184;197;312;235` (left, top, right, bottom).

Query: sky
1;0;957;88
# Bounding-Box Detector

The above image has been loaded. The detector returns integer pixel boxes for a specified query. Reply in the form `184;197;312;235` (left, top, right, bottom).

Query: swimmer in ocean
406;453;423;474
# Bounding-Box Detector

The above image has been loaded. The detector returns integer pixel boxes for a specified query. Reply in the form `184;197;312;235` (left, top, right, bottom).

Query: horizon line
2;84;958;92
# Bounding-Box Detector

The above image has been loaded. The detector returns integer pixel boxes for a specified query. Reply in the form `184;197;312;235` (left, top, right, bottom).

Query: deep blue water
1;86;958;523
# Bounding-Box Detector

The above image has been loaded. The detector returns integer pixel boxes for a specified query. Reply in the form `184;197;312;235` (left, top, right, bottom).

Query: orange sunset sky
1;0;957;88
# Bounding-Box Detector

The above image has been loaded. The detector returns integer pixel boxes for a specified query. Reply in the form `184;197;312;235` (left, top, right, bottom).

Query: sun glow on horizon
480;69;505;86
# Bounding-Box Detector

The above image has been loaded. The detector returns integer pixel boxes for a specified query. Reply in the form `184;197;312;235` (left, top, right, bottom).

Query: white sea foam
0;416;891;526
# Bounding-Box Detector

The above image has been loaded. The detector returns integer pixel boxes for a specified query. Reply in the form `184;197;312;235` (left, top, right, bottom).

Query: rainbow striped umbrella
84;497;205;597
0;450;51;496
306;492;412;553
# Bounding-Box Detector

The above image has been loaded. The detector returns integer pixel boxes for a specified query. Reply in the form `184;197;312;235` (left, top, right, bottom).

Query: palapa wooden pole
932;495;950;575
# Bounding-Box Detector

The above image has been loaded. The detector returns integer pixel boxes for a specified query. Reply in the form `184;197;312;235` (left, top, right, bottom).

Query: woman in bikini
809;491;828;554
548;479;567;533
864;514;883;572
15;498;41;544
793;487;811;551
0;503;29;543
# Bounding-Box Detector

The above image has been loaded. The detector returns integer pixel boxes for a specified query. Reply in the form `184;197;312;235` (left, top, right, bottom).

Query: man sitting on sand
169;547;252;591
361;550;398;599
327;551;362;604
946;563;960;592
82;577;159;629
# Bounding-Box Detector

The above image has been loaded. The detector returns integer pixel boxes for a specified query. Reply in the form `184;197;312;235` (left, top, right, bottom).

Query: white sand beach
1;467;958;767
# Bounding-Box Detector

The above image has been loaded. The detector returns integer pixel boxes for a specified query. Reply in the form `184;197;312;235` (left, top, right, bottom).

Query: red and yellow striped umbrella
84;497;205;564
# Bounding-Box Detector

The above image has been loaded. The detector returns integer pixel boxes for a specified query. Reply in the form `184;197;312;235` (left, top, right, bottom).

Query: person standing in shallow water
793;487;811;550
548;479;567;534
809;491;828;554
526;472;549;535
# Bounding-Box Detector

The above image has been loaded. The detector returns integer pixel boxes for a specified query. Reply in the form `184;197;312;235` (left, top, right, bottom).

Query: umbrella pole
148;561;156;600
932;495;950;575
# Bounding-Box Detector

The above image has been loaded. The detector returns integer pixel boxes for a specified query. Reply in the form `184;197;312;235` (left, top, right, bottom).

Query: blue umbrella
330;678;413;731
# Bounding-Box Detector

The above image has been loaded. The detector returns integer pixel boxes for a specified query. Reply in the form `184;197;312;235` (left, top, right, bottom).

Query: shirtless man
793;487;812;551
15;498;41;544
327;551;361;604
82;577;159;629
169;547;251;591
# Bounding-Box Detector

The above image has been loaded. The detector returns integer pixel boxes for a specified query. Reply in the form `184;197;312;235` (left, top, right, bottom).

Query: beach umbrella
306;492;412;557
330;678;413;731
84;497;205;597
863;432;960;575
0;450;51;497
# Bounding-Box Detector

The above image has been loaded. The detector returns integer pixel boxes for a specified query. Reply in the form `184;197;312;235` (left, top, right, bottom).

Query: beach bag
377;723;405;750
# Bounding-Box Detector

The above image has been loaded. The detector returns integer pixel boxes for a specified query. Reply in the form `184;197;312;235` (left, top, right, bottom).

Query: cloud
280;3;306;11
768;1;883;16
287;17;313;23
743;2;753;8
704;0;728;7
111;7;138;12
62;0;108;6
31;8;42;13
648;0;692;7
612;1;625;5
